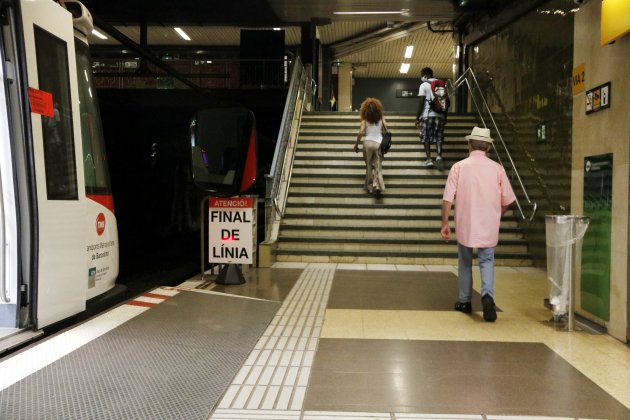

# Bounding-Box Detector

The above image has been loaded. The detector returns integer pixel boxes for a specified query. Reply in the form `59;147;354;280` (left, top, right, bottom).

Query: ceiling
79;0;517;79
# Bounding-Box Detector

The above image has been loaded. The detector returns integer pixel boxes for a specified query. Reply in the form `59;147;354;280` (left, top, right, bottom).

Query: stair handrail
449;67;537;222
264;57;315;242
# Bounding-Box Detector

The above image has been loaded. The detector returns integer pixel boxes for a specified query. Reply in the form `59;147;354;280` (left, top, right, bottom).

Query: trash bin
545;215;590;330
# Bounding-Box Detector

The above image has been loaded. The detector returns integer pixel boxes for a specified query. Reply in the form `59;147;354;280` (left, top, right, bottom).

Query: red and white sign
27;87;54;117
208;197;253;264
95;213;106;236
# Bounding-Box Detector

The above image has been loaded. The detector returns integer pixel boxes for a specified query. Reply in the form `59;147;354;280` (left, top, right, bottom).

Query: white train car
0;0;118;352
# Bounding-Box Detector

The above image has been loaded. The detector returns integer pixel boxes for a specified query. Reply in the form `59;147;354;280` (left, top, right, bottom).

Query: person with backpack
415;67;449;170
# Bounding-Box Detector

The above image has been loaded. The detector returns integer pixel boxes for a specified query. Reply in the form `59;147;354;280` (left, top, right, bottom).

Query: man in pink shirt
441;127;516;322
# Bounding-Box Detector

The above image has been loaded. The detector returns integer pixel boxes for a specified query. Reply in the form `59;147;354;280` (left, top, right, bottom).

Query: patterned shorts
419;116;445;144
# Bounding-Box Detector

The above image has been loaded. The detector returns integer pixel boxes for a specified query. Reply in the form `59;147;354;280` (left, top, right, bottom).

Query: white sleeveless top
364;120;383;144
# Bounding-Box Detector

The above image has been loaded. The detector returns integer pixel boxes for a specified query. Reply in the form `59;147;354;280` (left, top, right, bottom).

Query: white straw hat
465;126;493;143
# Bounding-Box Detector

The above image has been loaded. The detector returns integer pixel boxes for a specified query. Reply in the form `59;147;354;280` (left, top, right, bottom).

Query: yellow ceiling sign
572;64;585;95
601;0;630;46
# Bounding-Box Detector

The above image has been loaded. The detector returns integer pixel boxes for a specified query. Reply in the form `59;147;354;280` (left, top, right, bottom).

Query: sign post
208;197;254;284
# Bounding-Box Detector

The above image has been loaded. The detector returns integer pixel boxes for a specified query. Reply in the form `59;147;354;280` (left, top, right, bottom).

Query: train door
19;0;87;328
0;26;20;342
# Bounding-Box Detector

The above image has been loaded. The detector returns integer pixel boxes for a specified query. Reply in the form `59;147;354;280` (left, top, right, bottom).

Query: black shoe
435;156;444;171
454;301;472;313
482;294;497;322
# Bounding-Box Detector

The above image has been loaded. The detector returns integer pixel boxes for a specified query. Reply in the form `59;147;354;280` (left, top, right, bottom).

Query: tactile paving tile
0;291;280;420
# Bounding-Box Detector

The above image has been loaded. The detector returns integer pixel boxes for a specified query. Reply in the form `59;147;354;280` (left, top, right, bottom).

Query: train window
190;107;257;196
74;40;111;196
34;25;78;200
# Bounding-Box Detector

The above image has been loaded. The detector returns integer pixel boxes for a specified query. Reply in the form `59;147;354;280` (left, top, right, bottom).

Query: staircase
274;112;533;266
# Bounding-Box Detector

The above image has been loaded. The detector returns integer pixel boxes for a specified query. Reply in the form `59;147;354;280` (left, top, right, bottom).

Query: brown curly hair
359;97;384;124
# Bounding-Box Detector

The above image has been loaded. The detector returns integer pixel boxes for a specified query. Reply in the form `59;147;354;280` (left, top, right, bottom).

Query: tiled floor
3;263;630;420
210;262;630;420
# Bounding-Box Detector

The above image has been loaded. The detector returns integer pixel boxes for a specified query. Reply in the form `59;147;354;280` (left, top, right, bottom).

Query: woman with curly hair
354;97;387;195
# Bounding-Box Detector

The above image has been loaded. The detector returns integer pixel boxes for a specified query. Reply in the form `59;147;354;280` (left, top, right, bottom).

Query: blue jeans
457;243;495;303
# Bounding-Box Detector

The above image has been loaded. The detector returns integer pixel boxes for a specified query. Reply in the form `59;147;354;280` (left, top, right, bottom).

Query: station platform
1;263;629;419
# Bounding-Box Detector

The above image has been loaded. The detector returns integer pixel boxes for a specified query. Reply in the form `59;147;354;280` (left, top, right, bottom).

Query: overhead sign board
208;197;253;264
572;64;585;96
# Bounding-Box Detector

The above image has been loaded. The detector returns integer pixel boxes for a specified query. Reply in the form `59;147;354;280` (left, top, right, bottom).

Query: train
0;0;118;352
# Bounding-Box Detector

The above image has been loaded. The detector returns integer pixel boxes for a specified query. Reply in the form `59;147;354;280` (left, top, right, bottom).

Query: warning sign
585;82;611;115
208;197;253;264
27;87;54;117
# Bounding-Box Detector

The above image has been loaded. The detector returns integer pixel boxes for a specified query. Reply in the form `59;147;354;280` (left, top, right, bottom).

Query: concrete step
274;250;533;266
279;228;524;241
279;224;524;237
291;167;449;176
289;185;445;194
287;194;442;209
274;112;531;267
281;214;523;229
276;239;529;254
297;133;472;142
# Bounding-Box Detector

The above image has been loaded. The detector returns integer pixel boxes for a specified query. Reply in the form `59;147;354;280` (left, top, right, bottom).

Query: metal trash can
545;215;590;331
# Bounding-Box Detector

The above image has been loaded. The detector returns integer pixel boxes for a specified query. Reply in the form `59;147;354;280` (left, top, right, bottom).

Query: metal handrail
265;57;315;242
449;67;537;222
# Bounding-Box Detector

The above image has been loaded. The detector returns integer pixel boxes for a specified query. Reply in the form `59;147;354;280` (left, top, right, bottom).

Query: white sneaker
424;159;434;167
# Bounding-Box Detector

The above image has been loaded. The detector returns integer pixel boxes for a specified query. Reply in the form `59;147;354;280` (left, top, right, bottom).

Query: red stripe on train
86;194;115;213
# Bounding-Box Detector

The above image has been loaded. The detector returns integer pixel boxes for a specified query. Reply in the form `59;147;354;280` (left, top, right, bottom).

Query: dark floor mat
329;270;497;312
0;291;280;420
304;338;630;418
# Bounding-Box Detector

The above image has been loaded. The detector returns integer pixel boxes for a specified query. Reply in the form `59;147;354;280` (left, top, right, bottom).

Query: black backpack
428;79;450;114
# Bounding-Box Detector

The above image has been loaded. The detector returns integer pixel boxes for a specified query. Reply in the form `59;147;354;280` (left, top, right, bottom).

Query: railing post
449;67;537;222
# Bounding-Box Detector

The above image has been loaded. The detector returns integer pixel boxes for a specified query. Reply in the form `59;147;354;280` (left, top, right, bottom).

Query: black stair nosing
279;225;523;234
282;213;522;222
277;236;528;246
299;126;474;131
285;202;443;209
290;174;449;180
287;192;444;199
274;249;533;259
289;182;447;189
295;145;469;150
298;132;470;137
298;139;468;144
292;164;450;171
301;112;478;118
293;156;457;163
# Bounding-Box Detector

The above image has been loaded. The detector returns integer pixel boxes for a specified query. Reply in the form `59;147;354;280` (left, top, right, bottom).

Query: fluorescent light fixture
91;29;108;40
334;10;403;15
404;45;414;59
174;27;191;41
400;63;410;73
273;27;282;31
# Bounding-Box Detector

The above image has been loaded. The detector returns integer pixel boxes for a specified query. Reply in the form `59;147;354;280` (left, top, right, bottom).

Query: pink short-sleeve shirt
442;150;516;248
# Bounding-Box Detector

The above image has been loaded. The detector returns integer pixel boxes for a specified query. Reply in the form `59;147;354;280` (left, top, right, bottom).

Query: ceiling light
91;29;108;40
273;27;282;31
400;63;410;74
404;46;414;59
334;10;405;15
174;27;191;41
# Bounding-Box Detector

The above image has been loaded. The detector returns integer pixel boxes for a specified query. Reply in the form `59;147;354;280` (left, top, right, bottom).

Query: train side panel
21;0;87;328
